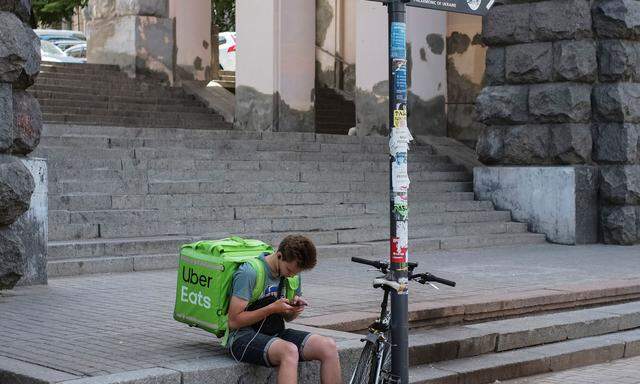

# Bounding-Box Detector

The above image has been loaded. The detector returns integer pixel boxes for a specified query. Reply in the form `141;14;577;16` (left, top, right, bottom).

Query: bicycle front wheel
350;341;378;384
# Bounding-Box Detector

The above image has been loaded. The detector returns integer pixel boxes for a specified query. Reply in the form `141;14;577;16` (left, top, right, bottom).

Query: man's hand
269;297;296;315
284;296;306;321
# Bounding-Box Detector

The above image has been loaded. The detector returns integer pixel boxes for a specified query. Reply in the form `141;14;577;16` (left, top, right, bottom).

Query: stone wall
476;0;640;244
0;2;42;289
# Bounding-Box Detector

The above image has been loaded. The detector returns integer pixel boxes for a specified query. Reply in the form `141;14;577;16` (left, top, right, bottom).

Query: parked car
35;29;86;51
218;31;236;71
64;43;87;61
41;40;85;63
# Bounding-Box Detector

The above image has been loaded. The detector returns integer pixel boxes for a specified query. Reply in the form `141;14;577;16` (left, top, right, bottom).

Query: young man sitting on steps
227;235;343;384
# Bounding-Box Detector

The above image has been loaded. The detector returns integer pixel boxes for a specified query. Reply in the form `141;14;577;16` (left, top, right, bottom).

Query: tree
31;0;89;28
212;0;235;32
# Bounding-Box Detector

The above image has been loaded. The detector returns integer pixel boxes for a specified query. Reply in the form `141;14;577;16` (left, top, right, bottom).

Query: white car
64;43;87;61
41;40;85;63
218;31;236;71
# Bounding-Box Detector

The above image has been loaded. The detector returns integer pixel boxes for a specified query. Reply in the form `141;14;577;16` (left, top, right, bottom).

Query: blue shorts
228;328;312;367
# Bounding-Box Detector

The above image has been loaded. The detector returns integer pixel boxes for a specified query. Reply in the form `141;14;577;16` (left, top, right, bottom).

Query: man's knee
269;340;299;366
307;335;338;361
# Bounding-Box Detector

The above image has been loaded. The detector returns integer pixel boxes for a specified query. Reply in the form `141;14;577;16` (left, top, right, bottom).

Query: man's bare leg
267;339;300;384
302;334;342;384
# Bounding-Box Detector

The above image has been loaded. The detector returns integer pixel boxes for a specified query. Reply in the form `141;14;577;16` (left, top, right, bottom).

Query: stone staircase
30;62;231;130
33;123;546;277
405;301;640;383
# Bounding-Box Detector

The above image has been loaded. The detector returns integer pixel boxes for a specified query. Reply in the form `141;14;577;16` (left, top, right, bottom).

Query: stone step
35;77;169;92
38;98;214;113
30;90;205;106
408;301;640;367
48;209;510;239
42;114;231;130
40;123;392;146
48;194;488;215
35;145;444;163
40;107;221;121
37;72;133;83
46;231;545;277
409;328;640;384
40;63;121;73
31;84;191;99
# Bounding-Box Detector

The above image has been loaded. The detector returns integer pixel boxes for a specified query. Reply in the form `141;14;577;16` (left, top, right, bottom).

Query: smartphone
290;301;308;307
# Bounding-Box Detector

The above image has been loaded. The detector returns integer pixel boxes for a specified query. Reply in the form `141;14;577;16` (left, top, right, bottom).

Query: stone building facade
0;1;43;289
475;0;640;245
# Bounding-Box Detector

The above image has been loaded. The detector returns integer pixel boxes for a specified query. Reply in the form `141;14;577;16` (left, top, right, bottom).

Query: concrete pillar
354;0;446;137
170;0;212;81
85;0;175;83
235;0;315;132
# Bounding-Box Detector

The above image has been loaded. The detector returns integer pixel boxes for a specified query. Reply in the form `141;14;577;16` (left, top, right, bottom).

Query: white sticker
392;162;410;192
396;220;408;246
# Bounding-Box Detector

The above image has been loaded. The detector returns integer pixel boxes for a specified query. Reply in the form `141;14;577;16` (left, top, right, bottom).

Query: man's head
275;235;317;277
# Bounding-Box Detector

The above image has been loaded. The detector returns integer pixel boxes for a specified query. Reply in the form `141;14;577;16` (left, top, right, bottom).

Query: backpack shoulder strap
284;275;300;301
245;257;266;303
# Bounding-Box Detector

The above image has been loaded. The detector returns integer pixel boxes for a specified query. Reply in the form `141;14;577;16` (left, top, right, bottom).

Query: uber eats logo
180;266;213;309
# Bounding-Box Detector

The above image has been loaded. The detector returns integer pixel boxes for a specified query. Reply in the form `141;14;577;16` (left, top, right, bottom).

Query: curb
296;278;640;332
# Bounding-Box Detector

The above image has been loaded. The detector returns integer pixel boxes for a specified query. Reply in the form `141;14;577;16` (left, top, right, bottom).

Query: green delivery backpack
173;236;300;346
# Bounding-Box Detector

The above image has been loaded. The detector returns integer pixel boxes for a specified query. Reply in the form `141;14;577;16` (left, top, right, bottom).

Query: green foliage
212;0;235;32
31;0;88;28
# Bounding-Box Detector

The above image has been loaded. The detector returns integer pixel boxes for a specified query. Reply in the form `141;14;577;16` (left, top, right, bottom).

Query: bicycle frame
349;285;394;384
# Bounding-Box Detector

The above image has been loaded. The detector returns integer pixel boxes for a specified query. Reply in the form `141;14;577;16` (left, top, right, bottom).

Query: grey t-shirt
229;253;302;342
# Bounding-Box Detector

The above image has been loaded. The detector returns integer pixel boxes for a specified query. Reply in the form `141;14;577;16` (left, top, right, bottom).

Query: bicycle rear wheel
350;341;378;384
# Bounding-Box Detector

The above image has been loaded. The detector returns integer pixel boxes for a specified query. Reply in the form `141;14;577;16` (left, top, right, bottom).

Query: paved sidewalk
1;243;640;379
504;355;640;383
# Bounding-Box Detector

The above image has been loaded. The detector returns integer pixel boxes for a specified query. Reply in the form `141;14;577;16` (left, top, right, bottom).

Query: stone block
0;83;11;152
11;89;41;155
601;205;638;244
529;83;591;123
0;0;31;22
593;123;640;163
548;124;592;164
0;155;34;226
476;126;505;164
0;11;40;88
593;83;640;123
598;40;640;82
503;125;550;164
0;225;24;290
475;85;529;124
553;40;597;82
593;0;640;40
530;0;592;41
12;158;47;286
600;165;640;205
482;3;532;45
505;42;553;83
474;166;599;244
485;47;506;85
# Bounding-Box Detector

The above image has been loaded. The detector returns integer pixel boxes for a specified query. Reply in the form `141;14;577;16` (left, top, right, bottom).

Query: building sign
368;0;495;16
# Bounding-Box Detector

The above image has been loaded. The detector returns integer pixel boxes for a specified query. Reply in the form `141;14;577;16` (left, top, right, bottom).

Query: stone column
235;0;315;132
354;0;447;137
85;0;175;83
170;0;212;81
0;2;43;289
476;0;640;244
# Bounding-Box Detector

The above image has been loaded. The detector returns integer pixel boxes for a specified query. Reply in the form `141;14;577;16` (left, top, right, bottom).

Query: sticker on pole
391;238;408;263
390;22;406;59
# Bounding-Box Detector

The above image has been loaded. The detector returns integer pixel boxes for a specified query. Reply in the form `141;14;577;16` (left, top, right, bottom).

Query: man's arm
227;296;295;330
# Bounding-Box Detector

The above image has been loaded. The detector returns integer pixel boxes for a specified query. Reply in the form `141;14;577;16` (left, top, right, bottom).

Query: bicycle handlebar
351;257;454;287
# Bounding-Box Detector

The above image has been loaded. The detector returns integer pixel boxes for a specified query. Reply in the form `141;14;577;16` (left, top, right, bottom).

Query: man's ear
277;252;282;260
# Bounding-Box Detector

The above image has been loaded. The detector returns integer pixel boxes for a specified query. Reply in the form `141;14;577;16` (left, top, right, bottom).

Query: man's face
279;258;302;277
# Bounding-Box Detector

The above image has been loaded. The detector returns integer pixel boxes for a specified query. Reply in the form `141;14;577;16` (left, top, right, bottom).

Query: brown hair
277;235;317;270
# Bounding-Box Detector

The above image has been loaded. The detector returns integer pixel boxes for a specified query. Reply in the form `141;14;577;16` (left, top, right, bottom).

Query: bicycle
348;257;456;384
